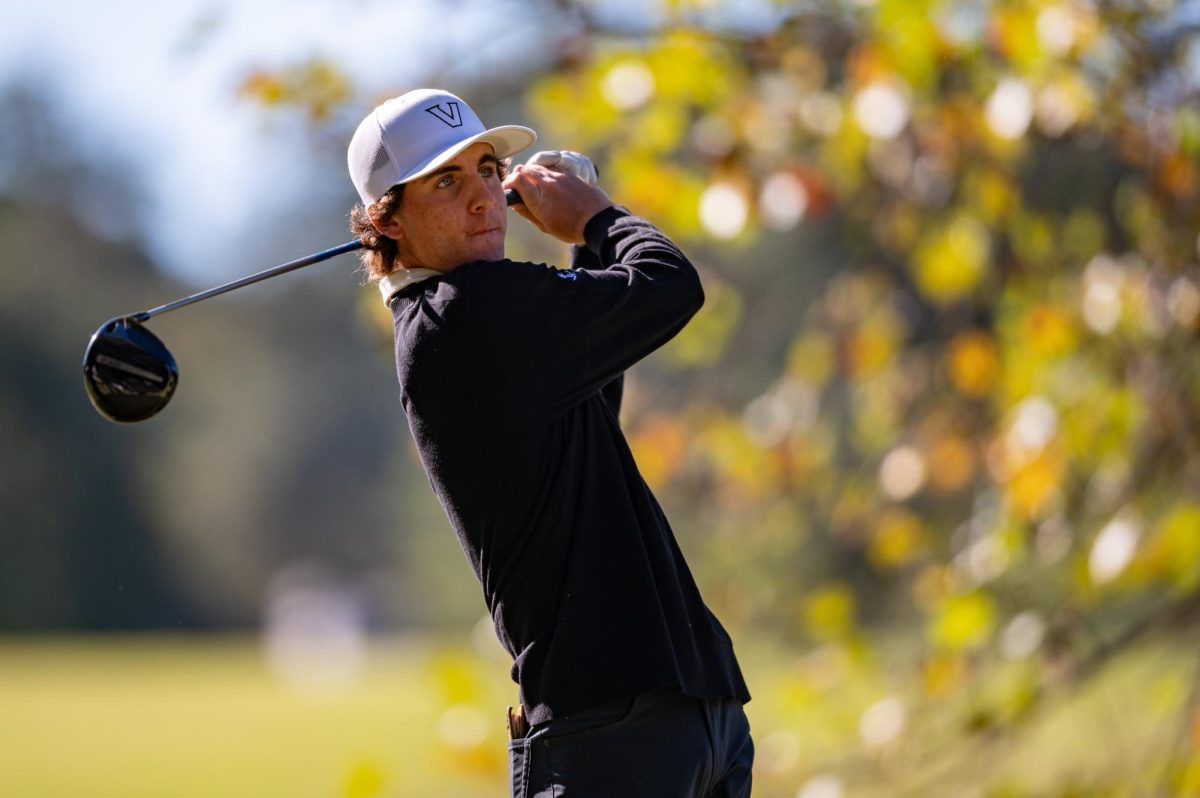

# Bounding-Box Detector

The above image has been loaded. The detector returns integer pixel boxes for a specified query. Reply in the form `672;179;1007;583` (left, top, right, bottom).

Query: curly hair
349;185;405;283
348;158;510;283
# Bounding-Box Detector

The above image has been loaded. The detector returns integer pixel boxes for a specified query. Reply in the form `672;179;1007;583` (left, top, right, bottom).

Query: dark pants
508;689;753;798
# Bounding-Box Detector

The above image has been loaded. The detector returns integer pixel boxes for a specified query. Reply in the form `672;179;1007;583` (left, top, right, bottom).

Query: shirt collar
378;267;441;306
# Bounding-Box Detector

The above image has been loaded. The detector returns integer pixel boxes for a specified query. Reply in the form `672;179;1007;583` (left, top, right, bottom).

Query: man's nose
467;174;496;212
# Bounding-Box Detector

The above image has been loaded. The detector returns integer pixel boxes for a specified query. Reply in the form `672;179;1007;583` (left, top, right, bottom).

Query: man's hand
503;162;613;245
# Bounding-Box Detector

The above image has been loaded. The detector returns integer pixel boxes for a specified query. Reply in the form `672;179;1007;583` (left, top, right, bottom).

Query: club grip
505;153;598;208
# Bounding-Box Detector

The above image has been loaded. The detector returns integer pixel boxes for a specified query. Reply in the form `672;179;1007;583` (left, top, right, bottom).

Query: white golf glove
525;150;599;186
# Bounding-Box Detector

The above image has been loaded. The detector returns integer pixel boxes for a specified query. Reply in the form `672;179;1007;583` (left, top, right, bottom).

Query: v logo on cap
425;102;463;128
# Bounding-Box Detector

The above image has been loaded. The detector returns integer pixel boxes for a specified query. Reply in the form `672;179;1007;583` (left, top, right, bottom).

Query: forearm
581;207;705;316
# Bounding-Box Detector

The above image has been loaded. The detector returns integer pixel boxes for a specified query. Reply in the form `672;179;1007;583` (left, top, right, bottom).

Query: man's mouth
468;227;501;237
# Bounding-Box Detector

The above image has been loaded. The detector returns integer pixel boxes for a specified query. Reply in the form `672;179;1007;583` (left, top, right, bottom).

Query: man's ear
368;205;404;240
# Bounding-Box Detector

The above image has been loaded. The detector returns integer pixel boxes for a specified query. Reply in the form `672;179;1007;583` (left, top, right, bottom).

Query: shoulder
448;259;561;288
442;258;585;304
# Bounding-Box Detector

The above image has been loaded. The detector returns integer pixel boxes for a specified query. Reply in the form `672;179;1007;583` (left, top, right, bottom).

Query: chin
476;239;506;262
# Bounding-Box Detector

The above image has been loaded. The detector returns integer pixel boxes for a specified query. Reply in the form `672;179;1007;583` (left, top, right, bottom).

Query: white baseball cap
347;88;537;205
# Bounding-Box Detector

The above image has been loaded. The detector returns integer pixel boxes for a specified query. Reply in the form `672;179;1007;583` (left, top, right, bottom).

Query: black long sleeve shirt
390;206;750;724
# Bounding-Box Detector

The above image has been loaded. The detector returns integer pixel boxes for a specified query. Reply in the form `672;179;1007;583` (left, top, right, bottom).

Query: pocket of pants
507;737;531;798
539;694;639;741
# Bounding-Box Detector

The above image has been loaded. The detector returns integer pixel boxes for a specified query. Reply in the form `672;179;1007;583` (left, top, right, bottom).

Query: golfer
347;89;752;798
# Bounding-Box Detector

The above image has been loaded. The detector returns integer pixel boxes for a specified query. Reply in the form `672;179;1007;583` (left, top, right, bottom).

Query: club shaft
131;240;364;323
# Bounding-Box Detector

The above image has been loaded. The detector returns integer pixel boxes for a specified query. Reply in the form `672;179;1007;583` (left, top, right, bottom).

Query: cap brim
395;125;537;186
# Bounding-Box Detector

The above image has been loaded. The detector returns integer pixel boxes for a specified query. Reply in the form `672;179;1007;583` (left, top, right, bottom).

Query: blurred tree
0;85;196;629
515;1;1200;791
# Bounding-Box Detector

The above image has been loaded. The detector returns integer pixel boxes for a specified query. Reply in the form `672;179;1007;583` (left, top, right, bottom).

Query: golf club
83;190;530;424
83;238;366;423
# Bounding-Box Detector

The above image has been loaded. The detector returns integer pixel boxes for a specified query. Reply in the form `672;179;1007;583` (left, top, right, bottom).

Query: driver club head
83;317;179;423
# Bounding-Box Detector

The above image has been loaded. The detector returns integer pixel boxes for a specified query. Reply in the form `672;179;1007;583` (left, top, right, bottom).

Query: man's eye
480;165;496;178
436;175;454;188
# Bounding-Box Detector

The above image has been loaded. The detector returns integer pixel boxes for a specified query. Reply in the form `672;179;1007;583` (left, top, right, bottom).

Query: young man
347;89;753;797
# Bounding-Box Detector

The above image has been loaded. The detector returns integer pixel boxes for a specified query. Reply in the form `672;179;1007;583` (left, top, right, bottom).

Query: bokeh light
880;445;926;501
985;78;1034;140
854;83;910;140
1089;511;1141;585
859;696;906;749
1002;611;1047;659
796;775;844;798
759;172;809;231
700;182;749;239
601;59;656;110
262;563;366;693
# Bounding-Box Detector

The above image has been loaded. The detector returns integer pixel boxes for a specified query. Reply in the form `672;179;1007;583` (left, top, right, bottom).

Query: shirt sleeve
462;207;704;420
569;230;624;418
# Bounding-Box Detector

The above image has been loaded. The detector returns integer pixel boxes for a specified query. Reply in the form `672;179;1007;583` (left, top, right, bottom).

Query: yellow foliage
646;30;739;106
1004;448;1065;520
608;151;705;237
912;213;991;305
845;42;883;86
659;273;743;367
922;652;968;697
977;662;1039;724
1137;503;1200;593
630;104;689;155
804;583;857;641
429;653;480;705
991;4;1044;72
786;332;835;388
344;759;386;798
528;69;622;151
696;416;769;504
997;341;1038;406
848;311;904;378
532;30;739;156
1022;304;1077;359
874;0;941;91
925;433;978;494
238;59;350;120
629;414;690;489
851;377;904;453
239;71;285;105
1180;108;1200;155
354;288;394;348
968;168;1017;224
788;426;836;487
1160;151;1198;199
1179;757;1200;797
929;591;996;652
869;509;925;569
1061;384;1140;463
947;330;1000;398
821;120;869;194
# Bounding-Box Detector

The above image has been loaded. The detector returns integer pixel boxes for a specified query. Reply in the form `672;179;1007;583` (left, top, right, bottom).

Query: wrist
583;205;630;254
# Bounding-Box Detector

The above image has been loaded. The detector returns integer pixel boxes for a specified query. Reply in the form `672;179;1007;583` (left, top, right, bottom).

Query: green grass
0;635;515;798
0;634;1194;797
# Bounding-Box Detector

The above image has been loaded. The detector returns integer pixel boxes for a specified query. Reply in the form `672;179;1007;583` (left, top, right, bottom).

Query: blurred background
2;0;1199;795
